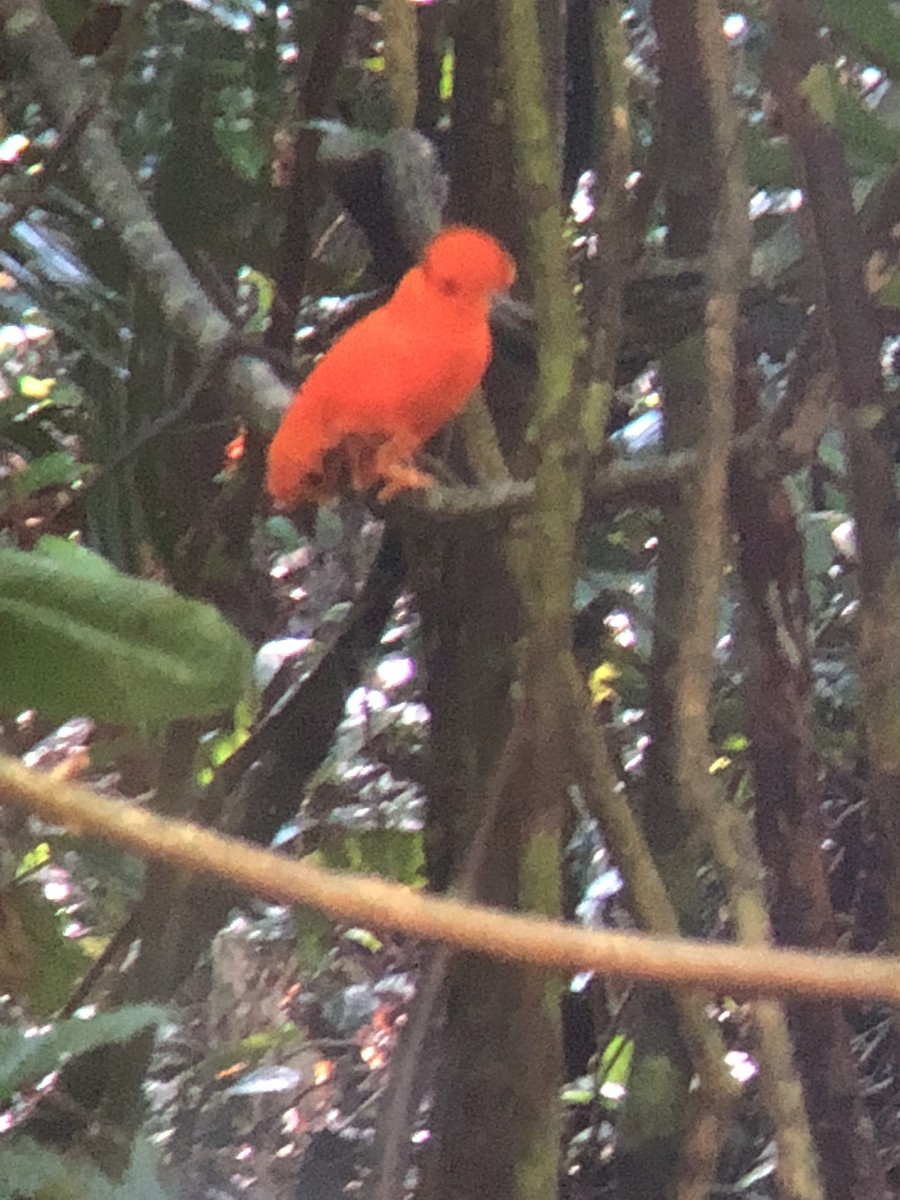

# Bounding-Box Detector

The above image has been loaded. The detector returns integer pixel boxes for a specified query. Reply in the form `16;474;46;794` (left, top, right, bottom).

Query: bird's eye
435;275;461;297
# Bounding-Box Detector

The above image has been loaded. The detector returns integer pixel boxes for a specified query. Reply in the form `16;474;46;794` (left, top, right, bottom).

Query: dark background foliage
0;2;899;1199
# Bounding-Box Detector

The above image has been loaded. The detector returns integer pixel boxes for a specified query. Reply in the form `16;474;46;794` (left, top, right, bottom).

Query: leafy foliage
318;827;424;887
8;0;900;1196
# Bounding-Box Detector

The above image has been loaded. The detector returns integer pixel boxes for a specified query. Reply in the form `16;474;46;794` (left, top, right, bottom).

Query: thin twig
86;330;247;487
0;97;103;238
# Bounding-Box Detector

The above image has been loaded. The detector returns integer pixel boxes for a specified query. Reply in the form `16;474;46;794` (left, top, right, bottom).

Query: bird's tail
266;404;332;508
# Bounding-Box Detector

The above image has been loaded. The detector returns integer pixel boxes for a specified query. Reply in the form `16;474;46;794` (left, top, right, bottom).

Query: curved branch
4;754;900;1004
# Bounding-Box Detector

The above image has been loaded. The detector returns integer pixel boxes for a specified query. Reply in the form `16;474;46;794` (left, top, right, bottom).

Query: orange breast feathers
266;225;515;507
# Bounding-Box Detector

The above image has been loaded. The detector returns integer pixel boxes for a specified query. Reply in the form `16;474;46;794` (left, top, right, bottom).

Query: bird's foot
376;462;435;501
371;439;434;500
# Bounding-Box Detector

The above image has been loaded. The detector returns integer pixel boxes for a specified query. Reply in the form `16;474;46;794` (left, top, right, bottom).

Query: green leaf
741;125;795;190
319;828;425;886
0;390;41;429
32;534;117;576
560;1081;595;1105
2;881;89;1016
440;45;454;102
831;77;900;168
294;905;334;976
8;452;84;500
266;514;304;552
817;427;846;475
213;119;268;181
799;64;837;126
821;0;900;80
877;268;900;308
342;927;383;953
0;538;253;726
237;267;275;335
0;1136;174;1200
599;1033;634;1087
15;843;50;877
0;1005;167;1103
213;84;269;181
45;0;94;44
196;711;251;786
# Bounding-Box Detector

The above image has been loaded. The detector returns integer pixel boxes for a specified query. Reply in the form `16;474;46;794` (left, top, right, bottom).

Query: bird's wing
309;302;490;443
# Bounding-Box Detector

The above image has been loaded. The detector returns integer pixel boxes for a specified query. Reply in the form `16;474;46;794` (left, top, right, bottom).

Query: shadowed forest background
3;1;900;1199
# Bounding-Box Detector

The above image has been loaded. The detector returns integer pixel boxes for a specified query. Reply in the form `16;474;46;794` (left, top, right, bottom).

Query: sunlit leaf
15;842;50;877
799;64;837;126
237;266;275;334
18;376;56;400
599;1033;634;1087
342;927;383;953
560;1081;595;1105
0;881;89;1016
589;662;620;705
196;702;252;784
319;828;425;886
440;45;454;102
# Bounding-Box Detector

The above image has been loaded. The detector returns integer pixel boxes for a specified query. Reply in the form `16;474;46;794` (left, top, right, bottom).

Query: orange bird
266;225;515;507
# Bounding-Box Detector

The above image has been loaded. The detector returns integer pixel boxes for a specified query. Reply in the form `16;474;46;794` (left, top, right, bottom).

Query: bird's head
420;226;516;303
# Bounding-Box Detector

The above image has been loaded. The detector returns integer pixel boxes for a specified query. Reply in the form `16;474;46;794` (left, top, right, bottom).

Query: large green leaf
0;538;252;726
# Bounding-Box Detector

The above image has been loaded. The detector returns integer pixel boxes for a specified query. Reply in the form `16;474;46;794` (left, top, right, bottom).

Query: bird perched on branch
266;225;515;507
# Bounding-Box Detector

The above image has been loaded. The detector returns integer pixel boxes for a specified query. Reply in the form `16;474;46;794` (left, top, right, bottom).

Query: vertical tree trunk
731;430;886;1200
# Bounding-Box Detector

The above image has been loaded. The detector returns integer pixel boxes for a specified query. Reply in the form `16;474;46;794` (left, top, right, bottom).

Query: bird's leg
294;436;375;504
342;434;383;493
315;433;435;502
372;435;435;501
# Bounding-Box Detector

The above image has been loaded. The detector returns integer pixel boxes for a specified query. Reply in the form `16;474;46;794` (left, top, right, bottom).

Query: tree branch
4;755;900;1002
0;0;290;434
